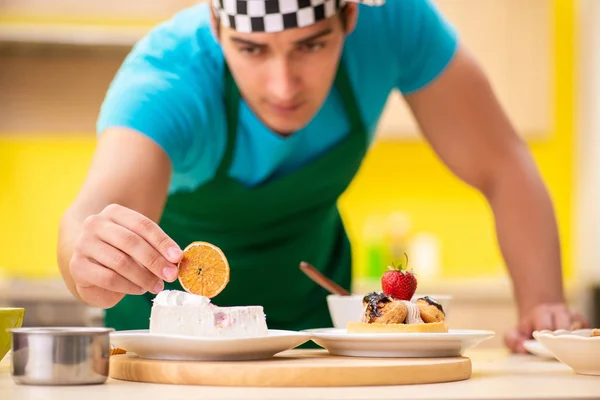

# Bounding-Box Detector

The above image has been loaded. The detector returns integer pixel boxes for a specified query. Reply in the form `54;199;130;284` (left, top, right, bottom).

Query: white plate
523;339;556;359
110;329;311;361
304;328;495;358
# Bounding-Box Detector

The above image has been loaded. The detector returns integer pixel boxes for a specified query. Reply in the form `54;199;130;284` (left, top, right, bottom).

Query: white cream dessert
149;290;268;338
399;300;425;324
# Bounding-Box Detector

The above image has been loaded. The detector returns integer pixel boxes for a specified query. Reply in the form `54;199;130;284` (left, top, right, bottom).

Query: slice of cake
149;290;268;338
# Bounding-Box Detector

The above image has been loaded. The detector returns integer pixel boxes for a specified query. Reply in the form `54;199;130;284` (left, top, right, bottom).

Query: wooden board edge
109;355;472;387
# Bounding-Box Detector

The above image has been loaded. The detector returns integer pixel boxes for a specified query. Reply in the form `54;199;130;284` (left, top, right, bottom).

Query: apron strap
216;62;240;178
333;62;365;135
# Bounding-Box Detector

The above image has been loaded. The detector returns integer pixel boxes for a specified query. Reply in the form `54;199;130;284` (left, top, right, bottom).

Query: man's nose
267;59;299;101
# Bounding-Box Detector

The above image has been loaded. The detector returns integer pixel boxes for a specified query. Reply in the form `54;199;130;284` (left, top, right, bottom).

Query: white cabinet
376;0;553;140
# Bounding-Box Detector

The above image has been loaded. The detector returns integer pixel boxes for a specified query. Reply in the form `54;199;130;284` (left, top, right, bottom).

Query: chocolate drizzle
363;292;392;322
420;296;445;315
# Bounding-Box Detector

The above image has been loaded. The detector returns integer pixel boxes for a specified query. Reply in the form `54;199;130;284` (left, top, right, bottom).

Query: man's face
215;6;356;136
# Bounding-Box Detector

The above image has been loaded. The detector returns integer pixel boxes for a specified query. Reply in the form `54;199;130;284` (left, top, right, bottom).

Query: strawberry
381;254;417;301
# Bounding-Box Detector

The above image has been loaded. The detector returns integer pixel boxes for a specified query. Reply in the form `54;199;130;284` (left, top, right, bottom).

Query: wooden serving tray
109;349;471;387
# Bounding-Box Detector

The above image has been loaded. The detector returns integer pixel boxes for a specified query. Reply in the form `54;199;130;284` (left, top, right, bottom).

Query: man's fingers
552;307;572;330
102;203;183;264
80;235;163;294
517;316;533;337
97;219;177;283
71;255;146;296
570;311;590;329
505;328;528;354
75;284;126;309
520;304;590;333
504;329;519;350
531;307;554;332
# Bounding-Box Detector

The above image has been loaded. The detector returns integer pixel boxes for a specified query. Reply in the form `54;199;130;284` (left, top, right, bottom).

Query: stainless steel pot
8;327;114;385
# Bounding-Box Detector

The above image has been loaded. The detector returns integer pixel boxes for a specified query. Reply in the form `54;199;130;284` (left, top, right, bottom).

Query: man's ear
343;4;358;34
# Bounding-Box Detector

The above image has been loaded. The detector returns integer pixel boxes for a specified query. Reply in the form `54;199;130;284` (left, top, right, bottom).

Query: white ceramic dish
326;293;452;329
523;339;556;359
532;329;600;375
110;329;311;361
304;328;494;358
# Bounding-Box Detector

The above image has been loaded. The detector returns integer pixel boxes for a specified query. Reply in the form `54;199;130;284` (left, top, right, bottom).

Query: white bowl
532;329;600;375
326;293;452;329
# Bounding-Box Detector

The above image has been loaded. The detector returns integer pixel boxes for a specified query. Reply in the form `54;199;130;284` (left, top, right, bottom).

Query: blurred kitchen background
1;0;599;347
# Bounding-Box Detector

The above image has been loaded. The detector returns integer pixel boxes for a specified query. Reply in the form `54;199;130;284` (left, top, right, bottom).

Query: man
57;0;587;353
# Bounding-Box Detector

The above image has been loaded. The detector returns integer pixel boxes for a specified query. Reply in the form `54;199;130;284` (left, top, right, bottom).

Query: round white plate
523;339;556;359
303;328;495;358
110;329;311;361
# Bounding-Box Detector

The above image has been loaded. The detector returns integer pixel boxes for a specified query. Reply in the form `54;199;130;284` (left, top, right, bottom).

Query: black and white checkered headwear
212;0;385;33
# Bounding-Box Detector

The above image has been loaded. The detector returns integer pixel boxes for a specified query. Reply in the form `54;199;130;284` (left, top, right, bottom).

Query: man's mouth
267;101;303;114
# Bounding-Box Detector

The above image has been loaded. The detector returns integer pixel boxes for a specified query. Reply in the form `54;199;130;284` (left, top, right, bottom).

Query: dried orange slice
177;241;230;298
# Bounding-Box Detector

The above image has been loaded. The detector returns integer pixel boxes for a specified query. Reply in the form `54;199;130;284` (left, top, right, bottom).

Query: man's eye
300;42;325;52
240;47;262;56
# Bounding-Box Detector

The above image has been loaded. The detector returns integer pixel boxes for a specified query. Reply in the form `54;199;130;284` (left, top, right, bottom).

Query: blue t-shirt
97;0;458;194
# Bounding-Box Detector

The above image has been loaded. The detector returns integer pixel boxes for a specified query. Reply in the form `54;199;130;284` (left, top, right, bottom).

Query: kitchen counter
1;349;598;400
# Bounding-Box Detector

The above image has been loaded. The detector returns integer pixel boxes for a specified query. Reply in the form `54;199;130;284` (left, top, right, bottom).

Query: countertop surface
1;348;599;400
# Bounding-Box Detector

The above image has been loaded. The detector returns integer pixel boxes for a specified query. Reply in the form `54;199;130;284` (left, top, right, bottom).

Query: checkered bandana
212;0;385;33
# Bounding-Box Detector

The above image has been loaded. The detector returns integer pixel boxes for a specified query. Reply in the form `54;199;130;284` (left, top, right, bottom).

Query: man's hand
57;127;177;308
70;204;183;309
505;303;589;353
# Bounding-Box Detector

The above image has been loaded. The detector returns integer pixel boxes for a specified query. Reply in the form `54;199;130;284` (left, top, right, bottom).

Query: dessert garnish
177;241;230;298
381;254;417;301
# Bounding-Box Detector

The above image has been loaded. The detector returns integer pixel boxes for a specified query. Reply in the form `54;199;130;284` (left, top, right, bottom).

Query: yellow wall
0;137;96;278
0;0;576;281
341;0;576;280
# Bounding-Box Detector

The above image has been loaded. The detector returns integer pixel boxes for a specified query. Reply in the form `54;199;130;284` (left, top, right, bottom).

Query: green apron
105;58;369;332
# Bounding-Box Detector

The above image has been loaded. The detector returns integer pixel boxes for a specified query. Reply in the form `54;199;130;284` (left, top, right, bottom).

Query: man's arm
57;127;181;308
403;45;586;349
